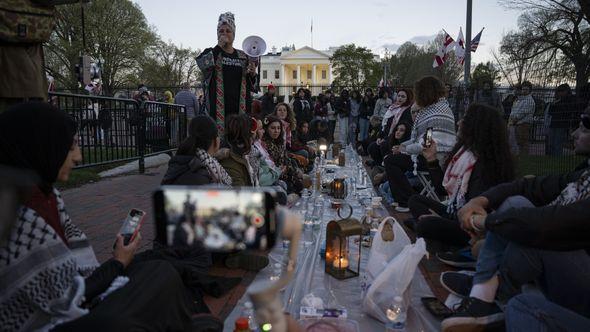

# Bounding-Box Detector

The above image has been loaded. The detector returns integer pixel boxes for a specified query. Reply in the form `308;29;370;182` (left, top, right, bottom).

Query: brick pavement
61;165;254;319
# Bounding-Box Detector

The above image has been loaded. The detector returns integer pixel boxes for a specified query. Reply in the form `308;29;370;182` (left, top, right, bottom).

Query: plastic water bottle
360;275;368;299
241;301;259;331
385;296;406;331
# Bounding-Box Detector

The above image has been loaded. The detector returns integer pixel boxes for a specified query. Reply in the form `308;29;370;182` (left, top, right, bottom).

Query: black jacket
260;93;277;117
483;159;590;252
548;95;583;129
334;96;351;118
293;97;313;124
359;97;375;119
161;155;212;185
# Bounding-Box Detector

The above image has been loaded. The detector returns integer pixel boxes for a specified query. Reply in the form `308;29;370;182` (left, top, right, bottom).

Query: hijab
0;102;77;193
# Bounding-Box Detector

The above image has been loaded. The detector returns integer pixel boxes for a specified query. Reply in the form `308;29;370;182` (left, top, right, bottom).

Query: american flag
470;28;484;52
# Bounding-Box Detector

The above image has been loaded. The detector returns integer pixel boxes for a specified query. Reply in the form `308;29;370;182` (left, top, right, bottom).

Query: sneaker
441;297;504;332
224;252;269;271
395;205;410;213
437;249;477;269
440;271;473;298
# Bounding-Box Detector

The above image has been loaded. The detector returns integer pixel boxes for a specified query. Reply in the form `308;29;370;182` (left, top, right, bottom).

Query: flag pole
311;18;313;48
464;0;472;86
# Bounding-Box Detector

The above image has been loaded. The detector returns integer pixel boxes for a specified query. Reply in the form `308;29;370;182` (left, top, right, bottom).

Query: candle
333;257;349;269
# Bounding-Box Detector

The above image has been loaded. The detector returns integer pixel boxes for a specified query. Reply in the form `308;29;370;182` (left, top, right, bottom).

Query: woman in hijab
0;102;196;332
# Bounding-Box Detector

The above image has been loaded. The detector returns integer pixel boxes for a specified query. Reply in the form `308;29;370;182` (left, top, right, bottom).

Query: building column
297;65;301;88
328;64;333;86
312;64;317;93
280;64;286;97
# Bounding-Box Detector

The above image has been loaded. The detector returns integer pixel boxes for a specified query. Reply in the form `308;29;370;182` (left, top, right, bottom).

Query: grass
515;154;586;177
56;162;128;190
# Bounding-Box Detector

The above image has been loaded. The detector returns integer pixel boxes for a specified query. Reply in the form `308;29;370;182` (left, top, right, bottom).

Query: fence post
138;101;146;174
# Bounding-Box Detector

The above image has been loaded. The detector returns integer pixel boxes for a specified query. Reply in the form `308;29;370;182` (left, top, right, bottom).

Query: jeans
358;118;369;142
473;196;535;284
338;116;349;145
547;127;569;156
506;294;590;332
328;120;336;143
500;243;590;316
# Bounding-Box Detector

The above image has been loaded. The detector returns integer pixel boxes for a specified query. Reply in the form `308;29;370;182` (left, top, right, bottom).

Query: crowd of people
1;7;590;332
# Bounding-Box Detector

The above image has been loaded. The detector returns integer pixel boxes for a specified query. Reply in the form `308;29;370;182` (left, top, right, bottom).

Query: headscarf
0;102;77;192
218;12;236;32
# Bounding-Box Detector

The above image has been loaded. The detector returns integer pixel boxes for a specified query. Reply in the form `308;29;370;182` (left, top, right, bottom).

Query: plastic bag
363;238;427;323
366;217;411;281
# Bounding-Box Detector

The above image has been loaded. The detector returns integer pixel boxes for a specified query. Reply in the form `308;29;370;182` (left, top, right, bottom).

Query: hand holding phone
113;232;141;267
423;127;434;148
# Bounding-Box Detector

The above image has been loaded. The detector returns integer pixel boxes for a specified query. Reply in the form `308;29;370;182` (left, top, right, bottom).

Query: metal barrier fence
49;92;187;172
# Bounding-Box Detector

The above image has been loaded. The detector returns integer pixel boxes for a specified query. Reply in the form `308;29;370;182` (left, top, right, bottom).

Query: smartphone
423;127;434;147
153;186;277;252
421;297;453;319
117;208;146;246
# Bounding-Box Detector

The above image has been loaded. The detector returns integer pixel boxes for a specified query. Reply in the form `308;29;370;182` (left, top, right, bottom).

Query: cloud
408;34;438;46
371;1;389;7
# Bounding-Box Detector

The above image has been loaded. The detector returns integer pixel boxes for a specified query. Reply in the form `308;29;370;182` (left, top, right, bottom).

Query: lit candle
333;256;349;269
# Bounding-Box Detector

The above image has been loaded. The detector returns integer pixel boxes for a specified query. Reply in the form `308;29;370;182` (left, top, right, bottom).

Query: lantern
325;218;361;279
338;150;346;167
330;177;347;199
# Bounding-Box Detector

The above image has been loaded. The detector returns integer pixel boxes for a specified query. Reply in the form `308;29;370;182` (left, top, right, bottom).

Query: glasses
582;114;590;130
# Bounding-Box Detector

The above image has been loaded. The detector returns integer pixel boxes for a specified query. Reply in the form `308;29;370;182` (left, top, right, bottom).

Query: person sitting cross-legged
439;110;590;332
408;104;515;263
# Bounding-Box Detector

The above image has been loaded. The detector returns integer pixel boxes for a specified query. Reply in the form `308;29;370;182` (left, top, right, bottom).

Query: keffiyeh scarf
195;148;232;185
0;189;99;332
443;147;477;214
214;51;247;133
549;169;590;206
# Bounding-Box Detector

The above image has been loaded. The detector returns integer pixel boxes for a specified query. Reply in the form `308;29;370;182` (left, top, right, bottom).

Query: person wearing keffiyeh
0;103;197;332
196;12;259;133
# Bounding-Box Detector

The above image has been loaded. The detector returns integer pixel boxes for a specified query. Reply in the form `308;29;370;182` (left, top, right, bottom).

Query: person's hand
421;140;438;162
458;197;489;233
113;233;141;268
376;138;384;145
418;208;441;221
247;62;257;76
391;145;401;154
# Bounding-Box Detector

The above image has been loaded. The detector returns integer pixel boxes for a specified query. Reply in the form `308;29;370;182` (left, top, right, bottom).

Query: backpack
0;0;56;43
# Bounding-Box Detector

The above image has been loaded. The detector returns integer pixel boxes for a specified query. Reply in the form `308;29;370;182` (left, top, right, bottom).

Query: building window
275;70;280;79
262;70;267;79
307;70;312;80
322;70;327;79
292;70;297;79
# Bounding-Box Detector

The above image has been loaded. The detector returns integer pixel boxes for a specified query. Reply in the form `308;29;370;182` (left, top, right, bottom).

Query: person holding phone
383;76;457;212
0;103;198;331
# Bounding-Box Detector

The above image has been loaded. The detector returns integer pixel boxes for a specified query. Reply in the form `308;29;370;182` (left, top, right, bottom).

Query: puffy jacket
161;155;212;185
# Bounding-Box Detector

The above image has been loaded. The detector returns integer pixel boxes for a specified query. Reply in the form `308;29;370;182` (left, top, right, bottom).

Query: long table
224;154;440;331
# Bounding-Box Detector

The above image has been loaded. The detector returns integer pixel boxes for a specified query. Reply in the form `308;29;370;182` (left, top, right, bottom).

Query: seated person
290;121;316;165
218;114;257;186
162;115;232;186
309;118;331;143
371;121;412;185
439;111;590;331
408;104;514;251
0;103;203;332
367;88;414;166
262;115;304;194
384;76;457;212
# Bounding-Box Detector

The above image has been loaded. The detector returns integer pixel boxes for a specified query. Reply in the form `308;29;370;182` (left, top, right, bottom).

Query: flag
455;27;465;65
433;30;455;68
470;28;484;52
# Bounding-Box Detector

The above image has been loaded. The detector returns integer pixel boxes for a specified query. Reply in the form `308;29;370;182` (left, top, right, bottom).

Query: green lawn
56;162;128;190
515;154;586;177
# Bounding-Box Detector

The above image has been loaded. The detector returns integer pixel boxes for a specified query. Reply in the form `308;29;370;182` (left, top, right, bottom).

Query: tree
133;40;201;88
499;0;590;92
331;44;381;90
44;0;157;94
471;62;501;89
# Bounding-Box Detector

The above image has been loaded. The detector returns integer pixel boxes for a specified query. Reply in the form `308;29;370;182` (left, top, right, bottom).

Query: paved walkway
61;165;254;319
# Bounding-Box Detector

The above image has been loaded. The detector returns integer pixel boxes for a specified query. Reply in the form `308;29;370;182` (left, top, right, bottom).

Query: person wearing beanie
260;83;277;117
196;12;259;133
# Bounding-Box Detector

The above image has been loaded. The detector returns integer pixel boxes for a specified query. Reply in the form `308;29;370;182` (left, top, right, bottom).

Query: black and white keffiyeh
549;169;590;206
0;189;99;332
195;148;232;186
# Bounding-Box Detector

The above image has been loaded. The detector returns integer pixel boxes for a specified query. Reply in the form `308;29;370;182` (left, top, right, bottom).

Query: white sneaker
395;206;410;213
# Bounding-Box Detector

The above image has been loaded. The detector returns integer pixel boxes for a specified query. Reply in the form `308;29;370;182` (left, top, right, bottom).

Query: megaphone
242;35;266;65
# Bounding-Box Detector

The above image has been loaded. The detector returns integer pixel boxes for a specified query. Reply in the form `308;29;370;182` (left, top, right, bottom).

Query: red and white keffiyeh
443;147;477;213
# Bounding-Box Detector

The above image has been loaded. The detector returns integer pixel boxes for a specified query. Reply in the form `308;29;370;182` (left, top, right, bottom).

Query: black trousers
383;153;428;207
408;194;470;247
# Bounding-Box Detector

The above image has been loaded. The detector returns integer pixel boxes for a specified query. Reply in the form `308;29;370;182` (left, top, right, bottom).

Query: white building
259;45;334;97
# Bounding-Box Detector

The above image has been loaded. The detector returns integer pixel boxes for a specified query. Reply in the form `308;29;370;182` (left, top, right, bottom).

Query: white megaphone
242;35;266;65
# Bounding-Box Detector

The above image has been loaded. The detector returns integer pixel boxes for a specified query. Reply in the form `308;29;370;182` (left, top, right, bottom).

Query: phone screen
117;208;146;245
153;187;276;252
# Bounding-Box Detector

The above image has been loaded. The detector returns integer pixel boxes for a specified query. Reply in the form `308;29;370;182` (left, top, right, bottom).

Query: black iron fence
49;92;187;172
